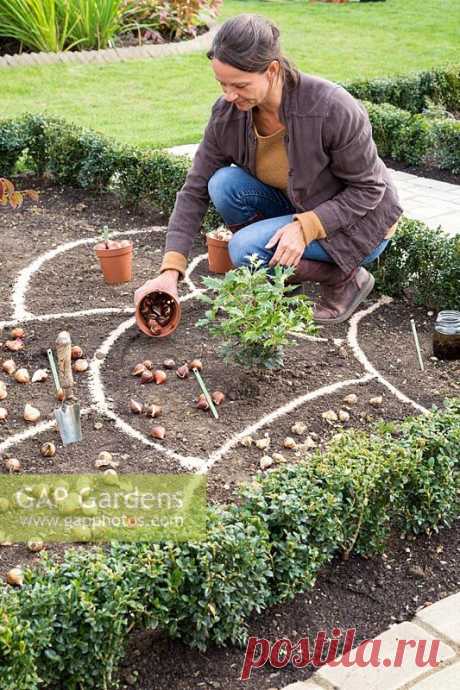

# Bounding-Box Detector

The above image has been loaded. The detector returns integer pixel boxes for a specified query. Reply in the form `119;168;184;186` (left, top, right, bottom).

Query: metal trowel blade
54;402;82;446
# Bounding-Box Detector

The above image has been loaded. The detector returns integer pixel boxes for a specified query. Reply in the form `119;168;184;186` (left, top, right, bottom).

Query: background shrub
371;216;460;310
344;65;460;114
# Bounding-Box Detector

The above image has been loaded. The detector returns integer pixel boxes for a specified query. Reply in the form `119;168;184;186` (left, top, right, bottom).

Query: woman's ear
268;59;281;83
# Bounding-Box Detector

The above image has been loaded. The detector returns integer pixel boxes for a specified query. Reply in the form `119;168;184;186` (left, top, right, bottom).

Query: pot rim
206;235;230;247
95;242;133;258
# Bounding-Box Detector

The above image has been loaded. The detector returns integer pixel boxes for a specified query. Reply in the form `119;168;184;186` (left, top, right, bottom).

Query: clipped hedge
343;65;460;115
364;99;460;173
0;399;459;689
340;66;460;173
370;216;460;311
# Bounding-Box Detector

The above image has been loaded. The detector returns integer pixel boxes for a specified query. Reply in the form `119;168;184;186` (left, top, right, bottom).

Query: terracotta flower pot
95;241;133;285
207;235;234;274
135;286;181;338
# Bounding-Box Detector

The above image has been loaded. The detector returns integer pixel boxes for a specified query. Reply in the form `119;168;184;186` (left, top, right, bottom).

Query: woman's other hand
265;220;305;267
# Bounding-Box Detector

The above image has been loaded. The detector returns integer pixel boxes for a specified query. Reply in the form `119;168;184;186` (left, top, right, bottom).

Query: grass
0;0;459;149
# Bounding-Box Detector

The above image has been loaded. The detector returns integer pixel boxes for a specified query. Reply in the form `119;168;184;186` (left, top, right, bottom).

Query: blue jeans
207;166;389;268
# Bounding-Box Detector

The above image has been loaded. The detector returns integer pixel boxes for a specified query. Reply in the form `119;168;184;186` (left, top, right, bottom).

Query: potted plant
94;225;133;285
197;255;317;369
206;225;234;274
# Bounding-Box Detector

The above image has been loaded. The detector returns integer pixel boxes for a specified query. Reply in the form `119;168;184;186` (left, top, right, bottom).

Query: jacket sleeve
312;88;387;236
163;100;233;261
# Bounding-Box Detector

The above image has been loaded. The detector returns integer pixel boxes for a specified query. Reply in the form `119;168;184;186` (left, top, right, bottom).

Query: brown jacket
163;72;403;275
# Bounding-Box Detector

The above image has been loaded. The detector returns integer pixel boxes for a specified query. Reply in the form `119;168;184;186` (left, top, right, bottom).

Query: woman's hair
206;14;300;88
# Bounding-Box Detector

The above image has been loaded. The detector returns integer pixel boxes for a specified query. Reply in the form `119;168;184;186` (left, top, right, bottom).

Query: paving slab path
280;592;460;690
167;144;460;238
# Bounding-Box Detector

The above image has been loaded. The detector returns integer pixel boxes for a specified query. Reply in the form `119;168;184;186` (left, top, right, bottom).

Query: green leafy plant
64;0;124;51
100;224;111;248
119;0;221;42
371;216;460;310
0;0;123;53
197;256;317;369
343;65;460;115
0;0;81;53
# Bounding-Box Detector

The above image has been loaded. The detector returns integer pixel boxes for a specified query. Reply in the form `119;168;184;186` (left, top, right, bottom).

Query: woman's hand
265;221;305;268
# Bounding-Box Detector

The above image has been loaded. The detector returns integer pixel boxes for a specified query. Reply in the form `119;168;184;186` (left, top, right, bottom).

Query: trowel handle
56;331;74;397
47;349;61;393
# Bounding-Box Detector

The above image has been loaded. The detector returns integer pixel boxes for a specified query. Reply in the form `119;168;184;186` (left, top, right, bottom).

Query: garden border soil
0;179;459;690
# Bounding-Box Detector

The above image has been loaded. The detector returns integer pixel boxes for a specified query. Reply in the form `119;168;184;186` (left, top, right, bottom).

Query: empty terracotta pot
207;235;234;274
95;241;133;285
135;286;181;337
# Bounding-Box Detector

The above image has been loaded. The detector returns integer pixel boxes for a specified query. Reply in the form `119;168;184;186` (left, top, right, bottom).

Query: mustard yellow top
160;127;397;276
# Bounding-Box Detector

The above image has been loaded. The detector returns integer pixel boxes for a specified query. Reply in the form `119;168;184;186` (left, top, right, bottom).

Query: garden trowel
46;331;82;445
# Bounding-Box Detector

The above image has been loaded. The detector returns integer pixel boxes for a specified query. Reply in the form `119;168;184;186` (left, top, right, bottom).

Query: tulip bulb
143;360;154;370
196;394;209;411
11;327;25;339
153;369;167;385
163;358;176;369
189;359;203;371
176;364;189;379
73;358;88;373
0;381;7;400
4;457;21;473
31;369;48;383
0;407;7;423
144;403;162;418
140;369;154;385
211;390;225;406
71;345;83;360
14;368;30;384
7;567;24;586
24;403;40;423
27;540;44;553
132;363;146;376
5;339;23;352
40;442;56;458
150;425;165;440
2;359;16;375
129;399;144;415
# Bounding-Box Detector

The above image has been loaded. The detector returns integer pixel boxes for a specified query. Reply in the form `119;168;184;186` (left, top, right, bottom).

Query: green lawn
1;0;459;149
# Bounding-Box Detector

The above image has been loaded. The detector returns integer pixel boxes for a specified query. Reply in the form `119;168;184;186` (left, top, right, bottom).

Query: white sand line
347;296;429;414
289;331;329;343
0;307;135;331
11;226;165;322
195;373;376;472
184;253;207;291
0;407;92;455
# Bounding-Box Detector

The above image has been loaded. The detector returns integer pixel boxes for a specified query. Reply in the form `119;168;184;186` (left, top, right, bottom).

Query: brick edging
0;21;218;69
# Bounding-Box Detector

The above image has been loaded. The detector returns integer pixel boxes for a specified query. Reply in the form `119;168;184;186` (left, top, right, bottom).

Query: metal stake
192;368;219;419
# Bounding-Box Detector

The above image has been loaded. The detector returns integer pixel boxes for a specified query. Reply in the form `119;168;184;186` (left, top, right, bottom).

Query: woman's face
211;58;278;110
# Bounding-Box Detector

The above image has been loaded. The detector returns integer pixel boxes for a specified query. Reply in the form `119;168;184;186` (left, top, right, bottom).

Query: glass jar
433;311;460;360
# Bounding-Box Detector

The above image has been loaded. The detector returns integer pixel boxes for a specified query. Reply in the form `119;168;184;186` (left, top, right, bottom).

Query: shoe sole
314;272;376;325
